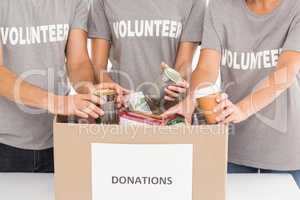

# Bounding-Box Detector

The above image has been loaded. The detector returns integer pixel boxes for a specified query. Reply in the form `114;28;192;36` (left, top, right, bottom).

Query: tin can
94;89;119;124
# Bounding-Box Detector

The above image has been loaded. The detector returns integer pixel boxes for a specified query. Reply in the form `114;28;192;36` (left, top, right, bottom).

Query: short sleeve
283;10;300;52
180;0;206;43
201;1;222;52
71;0;89;32
88;0;112;41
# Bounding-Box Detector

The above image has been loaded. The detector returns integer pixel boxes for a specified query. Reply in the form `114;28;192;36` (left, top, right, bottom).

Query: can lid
94;89;116;96
164;67;183;84
194;84;221;99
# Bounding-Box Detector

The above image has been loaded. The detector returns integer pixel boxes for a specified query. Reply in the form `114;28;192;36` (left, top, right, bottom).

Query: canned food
94;89;119;124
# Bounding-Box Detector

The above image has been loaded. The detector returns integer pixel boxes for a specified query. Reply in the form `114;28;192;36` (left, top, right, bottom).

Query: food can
94;89;119;124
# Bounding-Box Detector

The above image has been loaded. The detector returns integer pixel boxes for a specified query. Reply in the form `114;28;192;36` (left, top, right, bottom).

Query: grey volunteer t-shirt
0;0;88;150
88;0;206;96
203;0;300;170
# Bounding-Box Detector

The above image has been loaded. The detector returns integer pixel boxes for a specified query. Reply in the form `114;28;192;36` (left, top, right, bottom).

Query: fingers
76;98;104;119
214;98;233;113
95;83;130;95
82;94;102;105
216;106;234;122
185;116;192;125
174;81;189;89
164;95;176;101
82;107;99;119
89;103;104;116
161;104;182;118
161;62;169;69
75;110;89;119
223;115;235;124
164;88;180;99
164;83;188;100
167;85;187;94
216;93;228;103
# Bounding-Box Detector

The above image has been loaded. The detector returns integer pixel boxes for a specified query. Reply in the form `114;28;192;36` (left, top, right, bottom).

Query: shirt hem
180;36;202;44
70;25;88;33
229;155;300;171
201;46;222;53
0;140;53;151
88;32;111;41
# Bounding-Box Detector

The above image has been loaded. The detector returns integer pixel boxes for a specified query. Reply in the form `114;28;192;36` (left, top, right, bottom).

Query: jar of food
194;85;221;124
159;65;185;100
94;89;119;124
152;65;186;111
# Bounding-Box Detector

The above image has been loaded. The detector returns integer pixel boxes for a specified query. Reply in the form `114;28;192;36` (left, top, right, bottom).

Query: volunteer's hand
161;95;196;124
50;94;104;119
214;93;249;123
164;81;189;101
93;82;130;108
161;62;190;102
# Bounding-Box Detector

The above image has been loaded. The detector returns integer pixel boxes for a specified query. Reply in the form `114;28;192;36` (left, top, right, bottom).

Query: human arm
164;0;206;101
91;38;114;83
163;42;198;101
0;45;103;119
216;51;300;123
66;29;96;94
162;48;221;123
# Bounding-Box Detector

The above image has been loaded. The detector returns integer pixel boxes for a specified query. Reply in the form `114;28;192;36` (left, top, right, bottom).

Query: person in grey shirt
88;0;206;105
0;0;125;172
164;0;300;187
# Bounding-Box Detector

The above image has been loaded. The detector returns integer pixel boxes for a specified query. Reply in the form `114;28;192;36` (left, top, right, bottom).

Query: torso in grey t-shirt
0;0;88;150
88;0;206;96
203;0;300;170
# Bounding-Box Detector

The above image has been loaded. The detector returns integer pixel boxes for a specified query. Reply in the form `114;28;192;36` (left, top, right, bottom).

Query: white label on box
91;143;193;200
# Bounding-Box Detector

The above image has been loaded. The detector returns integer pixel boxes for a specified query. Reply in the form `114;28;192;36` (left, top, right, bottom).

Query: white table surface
0;173;299;200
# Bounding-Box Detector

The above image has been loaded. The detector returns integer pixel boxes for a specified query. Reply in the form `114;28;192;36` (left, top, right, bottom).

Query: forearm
189;49;221;95
190;67;219;94
174;61;192;81
94;65;115;84
68;60;95;94
91;39;113;84
237;66;298;118
174;42;198;80
0;66;53;110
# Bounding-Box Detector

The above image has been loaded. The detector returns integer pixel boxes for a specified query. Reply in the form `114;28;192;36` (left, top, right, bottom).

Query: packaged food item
94;89;119;124
126;92;152;114
166;116;186;126
194;85;221;124
119;111;176;126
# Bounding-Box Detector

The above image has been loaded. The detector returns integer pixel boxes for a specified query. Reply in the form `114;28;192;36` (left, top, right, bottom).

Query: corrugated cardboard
53;116;228;200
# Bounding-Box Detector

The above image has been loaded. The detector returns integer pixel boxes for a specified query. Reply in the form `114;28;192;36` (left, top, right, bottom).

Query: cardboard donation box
54;116;228;200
